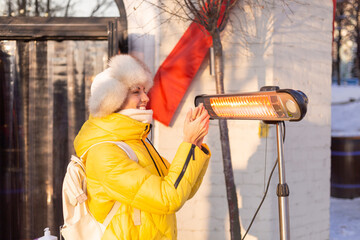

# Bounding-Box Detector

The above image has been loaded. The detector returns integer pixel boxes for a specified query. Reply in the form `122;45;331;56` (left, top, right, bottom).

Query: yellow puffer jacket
74;113;211;240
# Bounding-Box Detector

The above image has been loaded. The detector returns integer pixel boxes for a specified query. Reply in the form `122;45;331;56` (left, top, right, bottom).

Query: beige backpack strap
103;201;121;228
112;141;138;163
82;141;139;163
133;208;141;226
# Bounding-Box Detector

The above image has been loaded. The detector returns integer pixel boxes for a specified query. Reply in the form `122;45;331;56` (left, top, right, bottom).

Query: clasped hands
183;103;210;148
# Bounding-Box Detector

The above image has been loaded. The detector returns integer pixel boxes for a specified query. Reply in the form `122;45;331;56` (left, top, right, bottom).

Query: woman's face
121;84;149;110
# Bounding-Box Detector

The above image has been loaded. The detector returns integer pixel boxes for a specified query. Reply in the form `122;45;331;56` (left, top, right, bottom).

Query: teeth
139;107;146;110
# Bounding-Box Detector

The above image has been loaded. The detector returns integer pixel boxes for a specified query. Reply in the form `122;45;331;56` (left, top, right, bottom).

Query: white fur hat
89;54;153;117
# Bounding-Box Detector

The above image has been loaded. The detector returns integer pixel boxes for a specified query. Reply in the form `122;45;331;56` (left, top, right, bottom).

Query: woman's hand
191;103;209;147
183;103;210;148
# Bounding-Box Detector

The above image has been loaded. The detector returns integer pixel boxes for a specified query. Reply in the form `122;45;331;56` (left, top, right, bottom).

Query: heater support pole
276;122;290;240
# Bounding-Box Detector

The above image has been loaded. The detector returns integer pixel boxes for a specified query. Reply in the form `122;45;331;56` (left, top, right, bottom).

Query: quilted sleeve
187;144;211;199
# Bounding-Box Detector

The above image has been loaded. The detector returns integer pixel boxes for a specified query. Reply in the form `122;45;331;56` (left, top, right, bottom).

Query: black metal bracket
277;183;290;197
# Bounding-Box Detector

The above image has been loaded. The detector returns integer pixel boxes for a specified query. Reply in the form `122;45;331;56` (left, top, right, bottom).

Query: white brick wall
126;0;333;239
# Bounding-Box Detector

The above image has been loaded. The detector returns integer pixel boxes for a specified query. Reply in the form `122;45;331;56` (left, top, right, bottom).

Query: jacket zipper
146;137;168;170
141;125;162;177
141;139;161;176
174;144;196;189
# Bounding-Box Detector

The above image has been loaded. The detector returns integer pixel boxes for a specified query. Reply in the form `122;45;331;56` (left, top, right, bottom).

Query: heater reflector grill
210;95;279;119
195;88;308;122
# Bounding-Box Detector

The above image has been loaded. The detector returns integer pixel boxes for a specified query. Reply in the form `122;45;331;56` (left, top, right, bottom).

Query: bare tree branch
173;0;195;21
98;1;115;16
145;0;197;23
90;0;109;17
64;0;71;17
184;0;202;21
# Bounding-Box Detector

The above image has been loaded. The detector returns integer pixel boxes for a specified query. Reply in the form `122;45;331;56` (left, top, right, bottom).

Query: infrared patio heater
195;86;308;240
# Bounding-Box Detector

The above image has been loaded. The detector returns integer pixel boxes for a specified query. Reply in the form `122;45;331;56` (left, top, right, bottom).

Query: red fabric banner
148;23;212;126
148;0;231;126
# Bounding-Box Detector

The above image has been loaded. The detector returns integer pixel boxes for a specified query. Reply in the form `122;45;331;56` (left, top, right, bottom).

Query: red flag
148;1;232;126
148;23;212;126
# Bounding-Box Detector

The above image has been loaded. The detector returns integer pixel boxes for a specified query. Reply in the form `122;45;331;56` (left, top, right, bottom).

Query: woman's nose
141;91;149;103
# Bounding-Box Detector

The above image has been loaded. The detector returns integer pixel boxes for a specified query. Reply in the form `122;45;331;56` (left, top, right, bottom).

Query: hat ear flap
89;78;127;117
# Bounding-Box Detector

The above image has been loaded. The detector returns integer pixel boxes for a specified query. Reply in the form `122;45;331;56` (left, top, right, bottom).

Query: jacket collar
74;113;151;157
89;113;150;140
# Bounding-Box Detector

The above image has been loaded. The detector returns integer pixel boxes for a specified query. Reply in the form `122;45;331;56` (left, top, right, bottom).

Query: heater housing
194;87;308;122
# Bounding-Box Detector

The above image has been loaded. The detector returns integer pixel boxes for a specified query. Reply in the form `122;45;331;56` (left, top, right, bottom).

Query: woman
74;54;211;239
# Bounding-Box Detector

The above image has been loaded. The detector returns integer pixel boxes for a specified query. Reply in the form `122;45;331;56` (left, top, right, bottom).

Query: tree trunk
7;0;11;16
356;2;360;85
35;0;39;16
47;0;50;15
212;29;242;240
19;0;26;16
336;2;343;86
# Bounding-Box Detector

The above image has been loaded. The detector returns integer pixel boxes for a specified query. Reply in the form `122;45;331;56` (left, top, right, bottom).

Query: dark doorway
0;14;127;240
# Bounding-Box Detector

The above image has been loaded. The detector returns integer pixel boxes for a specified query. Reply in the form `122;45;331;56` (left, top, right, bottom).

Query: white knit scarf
117;109;153;124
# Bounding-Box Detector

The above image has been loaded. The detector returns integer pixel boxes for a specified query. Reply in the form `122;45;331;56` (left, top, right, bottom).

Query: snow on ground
331;85;360;137
330;197;360;240
330;84;360;240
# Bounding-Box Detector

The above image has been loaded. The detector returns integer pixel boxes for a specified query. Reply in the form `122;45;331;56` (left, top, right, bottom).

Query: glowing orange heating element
209;95;278;119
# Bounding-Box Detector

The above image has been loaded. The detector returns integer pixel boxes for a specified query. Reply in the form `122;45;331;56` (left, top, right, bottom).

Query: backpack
60;141;139;240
